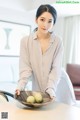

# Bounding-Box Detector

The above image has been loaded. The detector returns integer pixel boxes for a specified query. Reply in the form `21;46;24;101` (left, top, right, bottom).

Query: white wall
0;7;35;30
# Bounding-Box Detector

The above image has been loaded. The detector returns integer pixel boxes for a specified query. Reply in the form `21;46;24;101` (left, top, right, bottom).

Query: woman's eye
40;19;44;21
48;21;52;23
40;19;52;23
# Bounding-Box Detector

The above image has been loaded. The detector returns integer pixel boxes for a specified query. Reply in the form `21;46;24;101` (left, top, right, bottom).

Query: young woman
15;4;63;100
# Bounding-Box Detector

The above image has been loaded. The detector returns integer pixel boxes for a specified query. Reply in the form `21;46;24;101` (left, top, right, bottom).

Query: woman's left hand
45;88;56;101
50;96;56;101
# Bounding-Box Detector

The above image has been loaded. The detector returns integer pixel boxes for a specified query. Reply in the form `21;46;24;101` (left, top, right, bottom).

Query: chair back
66;64;80;86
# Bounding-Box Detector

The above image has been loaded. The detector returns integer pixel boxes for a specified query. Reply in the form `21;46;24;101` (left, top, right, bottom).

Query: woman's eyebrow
40;17;45;19
40;17;52;20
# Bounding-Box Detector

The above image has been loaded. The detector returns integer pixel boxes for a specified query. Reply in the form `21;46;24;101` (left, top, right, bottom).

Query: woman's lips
42;28;47;30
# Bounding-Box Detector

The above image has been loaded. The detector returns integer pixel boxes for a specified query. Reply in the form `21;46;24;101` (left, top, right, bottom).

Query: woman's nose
43;22;48;28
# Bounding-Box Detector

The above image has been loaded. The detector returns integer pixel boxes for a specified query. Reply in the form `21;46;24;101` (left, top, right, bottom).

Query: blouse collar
32;31;56;43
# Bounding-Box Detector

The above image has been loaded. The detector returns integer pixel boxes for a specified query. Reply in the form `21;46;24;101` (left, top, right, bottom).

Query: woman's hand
45;88;56;101
15;89;20;95
50;96;56;101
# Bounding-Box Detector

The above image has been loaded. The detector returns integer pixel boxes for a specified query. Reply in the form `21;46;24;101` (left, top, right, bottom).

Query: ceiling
0;0;80;17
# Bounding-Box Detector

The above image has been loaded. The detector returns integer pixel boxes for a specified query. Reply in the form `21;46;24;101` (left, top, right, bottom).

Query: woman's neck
37;30;50;40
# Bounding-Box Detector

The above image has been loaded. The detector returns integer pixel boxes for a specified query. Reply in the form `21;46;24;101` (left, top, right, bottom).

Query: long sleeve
46;39;63;97
17;36;32;90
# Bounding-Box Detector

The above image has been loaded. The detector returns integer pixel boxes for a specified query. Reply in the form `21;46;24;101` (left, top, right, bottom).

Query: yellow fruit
26;96;35;103
33;92;43;103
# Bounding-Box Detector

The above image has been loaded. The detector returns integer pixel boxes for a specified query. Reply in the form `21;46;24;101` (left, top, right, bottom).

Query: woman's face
36;12;54;33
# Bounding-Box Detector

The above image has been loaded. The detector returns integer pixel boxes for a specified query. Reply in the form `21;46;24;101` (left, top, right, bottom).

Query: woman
15;4;63;100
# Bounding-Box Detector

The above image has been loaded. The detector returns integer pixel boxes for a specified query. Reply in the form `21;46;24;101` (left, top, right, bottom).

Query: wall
0;7;35;30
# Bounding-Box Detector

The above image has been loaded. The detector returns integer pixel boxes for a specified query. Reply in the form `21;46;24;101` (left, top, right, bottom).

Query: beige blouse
17;31;63;97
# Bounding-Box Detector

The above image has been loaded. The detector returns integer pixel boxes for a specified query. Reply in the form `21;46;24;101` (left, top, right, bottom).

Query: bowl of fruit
14;91;53;107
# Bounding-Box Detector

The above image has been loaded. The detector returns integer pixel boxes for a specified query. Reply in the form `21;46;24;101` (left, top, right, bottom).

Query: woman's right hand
15;89;20;95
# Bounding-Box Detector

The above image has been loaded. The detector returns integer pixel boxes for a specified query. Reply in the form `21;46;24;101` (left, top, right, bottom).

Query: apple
26;96;35;103
33;92;43;103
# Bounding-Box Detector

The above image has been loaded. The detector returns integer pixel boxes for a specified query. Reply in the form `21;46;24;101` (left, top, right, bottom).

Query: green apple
33;92;43;103
26;96;35;103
